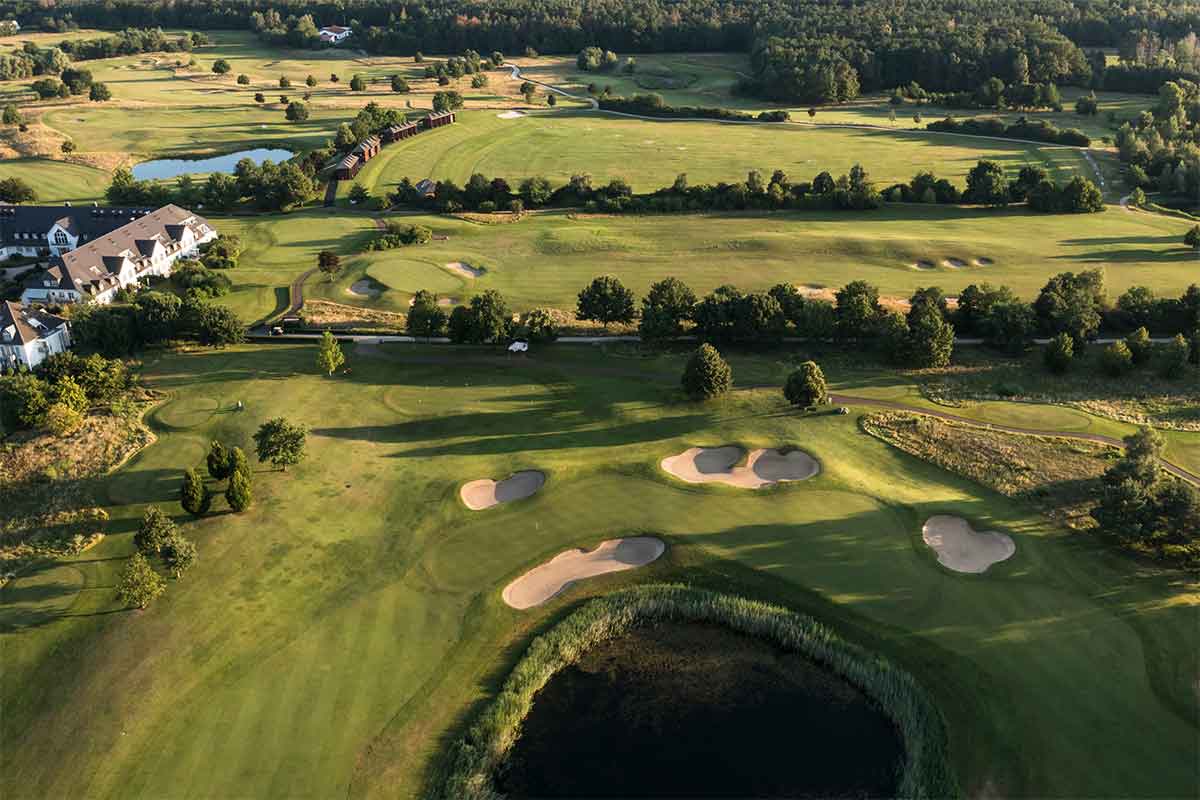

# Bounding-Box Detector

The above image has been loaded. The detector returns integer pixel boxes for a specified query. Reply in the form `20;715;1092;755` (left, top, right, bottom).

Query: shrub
434;585;957;800
520;308;558;343
681;343;732;399
366;222;433;250
43;402;83;436
1158;334;1190;379
407;289;448;338
1125;326;1153;365
784;361;828;407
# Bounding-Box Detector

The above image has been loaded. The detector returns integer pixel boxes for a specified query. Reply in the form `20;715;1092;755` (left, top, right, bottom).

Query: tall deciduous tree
161;533;197;578
577;275;636;328
116;553;166;609
135;505;176;556
254;417;307;471
316;330;345;376
784;361;828;407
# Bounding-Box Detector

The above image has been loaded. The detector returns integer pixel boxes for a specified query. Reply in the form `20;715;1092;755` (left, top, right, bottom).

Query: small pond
132;148;293;180
496;621;904;798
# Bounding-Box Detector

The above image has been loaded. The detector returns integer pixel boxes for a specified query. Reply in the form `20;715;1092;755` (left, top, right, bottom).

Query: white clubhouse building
3;204;217;306
0;300;70;370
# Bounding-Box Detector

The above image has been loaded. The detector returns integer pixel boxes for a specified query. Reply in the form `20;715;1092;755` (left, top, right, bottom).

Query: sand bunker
461;470;545;510
975;256;995;266
497;110;525;119
942;257;967;268
444;261;484;279
660;446;819;489
911;259;935;270
502;537;666;609
922;515;1015;574
347;279;380;298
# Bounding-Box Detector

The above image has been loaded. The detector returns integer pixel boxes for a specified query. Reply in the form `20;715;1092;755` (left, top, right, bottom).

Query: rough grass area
861;411;1114;531
0;412;153;577
921;350;1200;431
301;299;408;331
437;584;956;800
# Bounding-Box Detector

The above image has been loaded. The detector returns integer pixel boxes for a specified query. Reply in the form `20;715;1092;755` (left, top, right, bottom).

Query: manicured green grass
1;343;1196;800
292;204;1199;323
343;108;1091;198
0;157;109;203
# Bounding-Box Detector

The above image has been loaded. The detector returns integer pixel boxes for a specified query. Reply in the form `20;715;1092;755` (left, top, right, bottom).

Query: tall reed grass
435;584;959;799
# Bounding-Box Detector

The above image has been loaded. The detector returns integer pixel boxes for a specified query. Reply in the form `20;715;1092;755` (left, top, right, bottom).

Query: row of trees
927;115;1091;147
390;162;1100;217
70;289;246;357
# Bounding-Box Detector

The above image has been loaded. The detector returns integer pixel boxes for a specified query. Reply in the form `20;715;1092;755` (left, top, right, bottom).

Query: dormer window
53;230;69;246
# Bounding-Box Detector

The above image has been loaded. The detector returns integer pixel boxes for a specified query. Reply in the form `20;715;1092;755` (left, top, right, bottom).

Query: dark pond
132;148;293;180
497;622;904;798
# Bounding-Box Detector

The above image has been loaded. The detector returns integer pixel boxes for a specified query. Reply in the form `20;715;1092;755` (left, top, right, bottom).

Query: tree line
385;161;1103;217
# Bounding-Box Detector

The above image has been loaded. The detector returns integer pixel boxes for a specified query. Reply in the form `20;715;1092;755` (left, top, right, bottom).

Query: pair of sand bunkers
463;445;1015;610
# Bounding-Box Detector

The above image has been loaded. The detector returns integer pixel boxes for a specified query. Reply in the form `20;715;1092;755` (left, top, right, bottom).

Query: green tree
1125;326;1153;365
1044;332;1074;374
784;361;828;408
225;467;253;512
518;175;552;206
640;277;696;340
52;375;88;413
2;104;19;125
467;289;511;343
577;275;636;328
206;440;230;480
237;74;250;85
432;90;464;112
116;553;166;609
391;74;409;92
964;160;1010;206
180;468;210;517
254;92;265;103
520;308;558;343
316;330;345;376
904;305;956;367
212;58;231;75
681;343;732;400
88;82;111;101
1100;341;1133;377
227;446;249;478
285;100;309;121
254;417;307;471
161;533;197;578
1158;334;1190;379
317;249;340;282
834;280;881;341
193;303;246;347
406;289;448;338
60;139;75;154
350;74;366;91
279;75;291;89
306;74;317;87
1185;225;1200;251
135;506;176;557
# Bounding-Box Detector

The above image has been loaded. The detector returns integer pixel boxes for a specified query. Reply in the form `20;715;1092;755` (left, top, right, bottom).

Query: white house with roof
0;300;70;370
16;204;216;306
319;25;351;44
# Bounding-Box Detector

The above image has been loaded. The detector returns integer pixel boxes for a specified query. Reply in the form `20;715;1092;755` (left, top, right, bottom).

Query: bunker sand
922;515;1015;574
660;446;819;489
502;537;666;609
460;470;545;510
444;261;484;279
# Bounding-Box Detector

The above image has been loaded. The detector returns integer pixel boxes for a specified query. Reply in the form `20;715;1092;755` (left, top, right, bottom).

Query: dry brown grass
0;411;152;577
861;411;1114;531
302;298;408;330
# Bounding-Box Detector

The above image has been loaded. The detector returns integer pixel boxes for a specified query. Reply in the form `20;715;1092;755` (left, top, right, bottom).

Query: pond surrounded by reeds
495;621;904;798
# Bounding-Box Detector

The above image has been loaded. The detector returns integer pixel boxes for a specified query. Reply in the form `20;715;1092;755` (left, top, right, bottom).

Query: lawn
0;157;109;203
284;204;1199;324
1;343;1196;799
342;107;1093;198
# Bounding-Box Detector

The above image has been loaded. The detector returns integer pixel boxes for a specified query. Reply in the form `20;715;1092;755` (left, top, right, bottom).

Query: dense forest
6;1;1200;101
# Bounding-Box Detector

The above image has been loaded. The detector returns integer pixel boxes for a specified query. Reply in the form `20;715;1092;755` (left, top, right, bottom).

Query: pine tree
180;468;209;517
227;446;249;478
206;440;230;480
681;344;732;399
226;468;253;512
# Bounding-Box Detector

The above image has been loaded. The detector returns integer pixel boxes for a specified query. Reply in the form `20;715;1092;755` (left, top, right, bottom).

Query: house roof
22;204;213;297
414;178;437;196
0;204;151;248
0;300;67;346
320;25;350;34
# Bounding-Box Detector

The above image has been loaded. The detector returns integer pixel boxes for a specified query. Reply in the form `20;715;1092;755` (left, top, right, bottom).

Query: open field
266;204;1199;324
1;343;1196;799
341;108;1094;198
0;157;108;203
